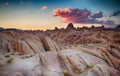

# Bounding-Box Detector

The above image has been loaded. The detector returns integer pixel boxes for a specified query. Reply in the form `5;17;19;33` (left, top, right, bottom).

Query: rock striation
0;25;120;76
0;49;119;76
0;30;60;54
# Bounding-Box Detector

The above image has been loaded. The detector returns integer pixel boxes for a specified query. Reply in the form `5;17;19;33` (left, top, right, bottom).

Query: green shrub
10;53;15;55
101;58;107;62
30;54;33;57
6;58;14;63
5;54;10;57
17;53;24;55
87;64;94;68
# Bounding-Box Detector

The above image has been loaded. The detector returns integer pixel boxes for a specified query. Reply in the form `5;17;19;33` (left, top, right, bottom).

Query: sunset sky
0;0;120;30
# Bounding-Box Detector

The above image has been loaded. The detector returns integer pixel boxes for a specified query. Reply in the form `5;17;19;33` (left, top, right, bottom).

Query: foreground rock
0;49;119;76
0;28;120;76
41;36;60;51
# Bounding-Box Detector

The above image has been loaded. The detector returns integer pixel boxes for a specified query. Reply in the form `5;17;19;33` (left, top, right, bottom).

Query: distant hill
115;24;120;30
0;27;5;31
5;28;24;32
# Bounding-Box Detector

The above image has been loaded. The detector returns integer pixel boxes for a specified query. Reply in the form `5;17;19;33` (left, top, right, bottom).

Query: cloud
54;8;91;23
111;10;120;16
53;8;116;27
41;6;47;10
90;11;103;18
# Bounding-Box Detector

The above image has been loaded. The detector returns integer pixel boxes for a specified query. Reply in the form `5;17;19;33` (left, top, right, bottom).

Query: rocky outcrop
46;23;120;45
66;23;75;29
75;47;120;71
0;49;119;76
0;31;60;54
0;28;120;76
41;36;60;51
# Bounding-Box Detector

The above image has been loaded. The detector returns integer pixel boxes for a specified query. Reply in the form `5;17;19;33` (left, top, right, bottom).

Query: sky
0;0;120;30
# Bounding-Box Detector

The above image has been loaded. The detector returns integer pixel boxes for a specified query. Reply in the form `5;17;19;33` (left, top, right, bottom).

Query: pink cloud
53;8;116;27
54;8;91;23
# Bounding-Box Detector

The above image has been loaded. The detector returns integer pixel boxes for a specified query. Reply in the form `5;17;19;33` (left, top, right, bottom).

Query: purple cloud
53;8;116;27
53;8;91;23
90;11;103;18
111;10;120;16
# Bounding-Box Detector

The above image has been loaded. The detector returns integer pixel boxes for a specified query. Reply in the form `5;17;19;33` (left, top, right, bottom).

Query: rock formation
0;30;60;54
41;36;60;51
0;49;120;76
66;23;75;29
0;24;120;76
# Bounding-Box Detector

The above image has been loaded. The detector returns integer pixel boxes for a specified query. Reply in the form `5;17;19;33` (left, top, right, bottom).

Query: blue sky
0;0;119;30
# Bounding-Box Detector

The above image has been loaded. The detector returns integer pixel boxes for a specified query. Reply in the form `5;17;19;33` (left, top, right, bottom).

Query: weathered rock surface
0;50;119;76
0;30;60;54
41;36;60;51
0;28;120;76
47;24;120;45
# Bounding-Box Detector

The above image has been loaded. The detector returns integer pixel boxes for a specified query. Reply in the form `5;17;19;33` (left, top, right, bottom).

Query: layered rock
46;24;120;45
0;30;60;54
41;36;60;51
0;27;120;76
0;49;119;76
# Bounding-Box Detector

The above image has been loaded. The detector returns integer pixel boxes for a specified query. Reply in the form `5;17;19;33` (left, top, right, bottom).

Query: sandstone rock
0;27;120;76
0;50;119;76
0;31;60;54
41;36;60;51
